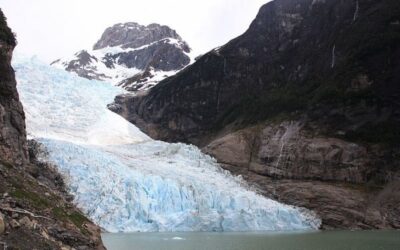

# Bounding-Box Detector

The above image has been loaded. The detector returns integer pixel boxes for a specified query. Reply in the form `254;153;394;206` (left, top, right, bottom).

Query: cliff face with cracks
202;121;400;229
111;0;400;229
0;10;28;167
0;9;105;249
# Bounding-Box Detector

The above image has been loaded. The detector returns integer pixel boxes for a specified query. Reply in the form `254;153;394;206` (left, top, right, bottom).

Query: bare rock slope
0;9;105;249
0;10;27;167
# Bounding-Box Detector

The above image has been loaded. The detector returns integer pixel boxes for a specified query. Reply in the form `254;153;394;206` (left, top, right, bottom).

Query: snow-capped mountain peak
52;22;194;91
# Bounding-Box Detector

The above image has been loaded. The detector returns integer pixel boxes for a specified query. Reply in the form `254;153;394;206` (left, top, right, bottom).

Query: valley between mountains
0;0;400;249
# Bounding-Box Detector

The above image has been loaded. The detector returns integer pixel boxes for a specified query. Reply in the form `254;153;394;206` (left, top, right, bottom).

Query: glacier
14;55;321;233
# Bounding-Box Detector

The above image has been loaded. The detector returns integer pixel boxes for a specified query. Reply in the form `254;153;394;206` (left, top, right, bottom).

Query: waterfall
331;44;336;68
353;0;359;22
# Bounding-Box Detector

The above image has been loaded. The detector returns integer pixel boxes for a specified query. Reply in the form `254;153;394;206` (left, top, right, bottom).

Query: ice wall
14;56;321;232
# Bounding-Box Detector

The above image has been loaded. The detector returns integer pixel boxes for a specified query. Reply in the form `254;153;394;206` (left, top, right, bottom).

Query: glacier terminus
14;56;321;233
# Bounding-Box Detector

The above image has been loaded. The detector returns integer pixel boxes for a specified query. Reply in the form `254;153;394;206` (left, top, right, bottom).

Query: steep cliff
52;22;193;92
0;9;105;249
202;122;400;229
0;10;27;166
111;0;400;229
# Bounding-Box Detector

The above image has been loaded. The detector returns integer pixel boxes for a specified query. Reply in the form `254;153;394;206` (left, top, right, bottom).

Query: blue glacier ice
13;55;321;233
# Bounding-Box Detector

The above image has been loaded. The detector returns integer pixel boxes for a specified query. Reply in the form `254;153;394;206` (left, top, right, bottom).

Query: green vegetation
69;212;91;230
217;78;345;127
215;3;400;146
52;207;90;235
341;182;384;194
11;188;51;208
0;159;14;169
216;75;400;145
217;84;310;128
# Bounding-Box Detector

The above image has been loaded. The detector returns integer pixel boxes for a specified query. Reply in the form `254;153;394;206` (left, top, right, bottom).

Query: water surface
102;231;400;250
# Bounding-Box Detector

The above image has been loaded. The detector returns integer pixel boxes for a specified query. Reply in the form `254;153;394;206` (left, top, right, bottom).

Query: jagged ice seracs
14;55;321;233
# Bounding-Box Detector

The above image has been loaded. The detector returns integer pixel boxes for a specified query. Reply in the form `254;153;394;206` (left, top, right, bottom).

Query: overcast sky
0;0;269;62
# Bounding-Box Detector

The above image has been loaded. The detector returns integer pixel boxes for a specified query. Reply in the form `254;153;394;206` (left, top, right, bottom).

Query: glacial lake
102;230;400;250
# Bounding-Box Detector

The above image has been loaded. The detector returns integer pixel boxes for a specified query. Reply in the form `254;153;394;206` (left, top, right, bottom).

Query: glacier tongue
14;56;321;232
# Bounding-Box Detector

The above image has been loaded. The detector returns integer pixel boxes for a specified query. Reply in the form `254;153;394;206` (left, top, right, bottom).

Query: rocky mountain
0;11;27;167
0;9;105;249
52;22;193;92
111;0;400;229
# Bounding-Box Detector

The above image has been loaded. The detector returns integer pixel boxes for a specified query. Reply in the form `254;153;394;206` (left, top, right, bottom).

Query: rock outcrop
203;121;400;229
204;121;399;184
93;22;186;51
113;0;400;145
0;10;28;166
52;22;193;91
111;0;400;229
0;9;105;249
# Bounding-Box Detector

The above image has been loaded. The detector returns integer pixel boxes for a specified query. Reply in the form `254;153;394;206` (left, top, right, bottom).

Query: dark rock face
0;10;28;166
115;0;400;144
112;0;400;229
63;50;109;81
203;121;400;185
93;22;188;51
52;22;192;90
118;69;155;92
111;40;190;72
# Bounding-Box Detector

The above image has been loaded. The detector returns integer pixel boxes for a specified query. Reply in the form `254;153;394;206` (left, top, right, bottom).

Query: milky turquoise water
102;230;400;250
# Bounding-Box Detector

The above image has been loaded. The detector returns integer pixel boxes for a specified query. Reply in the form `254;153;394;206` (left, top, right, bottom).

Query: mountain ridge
110;0;400;229
52;22;193;92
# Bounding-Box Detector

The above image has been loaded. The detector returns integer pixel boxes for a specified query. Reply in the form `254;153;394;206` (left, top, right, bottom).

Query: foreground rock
0;10;28;167
0;9;105;249
111;0;400;229
0;141;105;249
0;213;5;234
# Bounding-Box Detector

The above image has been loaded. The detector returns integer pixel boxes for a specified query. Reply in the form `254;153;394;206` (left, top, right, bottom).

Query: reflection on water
102;230;400;250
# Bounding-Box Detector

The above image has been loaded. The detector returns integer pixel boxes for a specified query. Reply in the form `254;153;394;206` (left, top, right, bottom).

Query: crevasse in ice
14;55;321;232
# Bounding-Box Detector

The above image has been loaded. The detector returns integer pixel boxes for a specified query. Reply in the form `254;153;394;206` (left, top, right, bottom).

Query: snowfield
14;56;321;232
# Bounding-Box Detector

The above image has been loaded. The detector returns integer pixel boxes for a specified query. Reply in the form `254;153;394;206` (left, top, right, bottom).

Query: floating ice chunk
172;237;185;240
